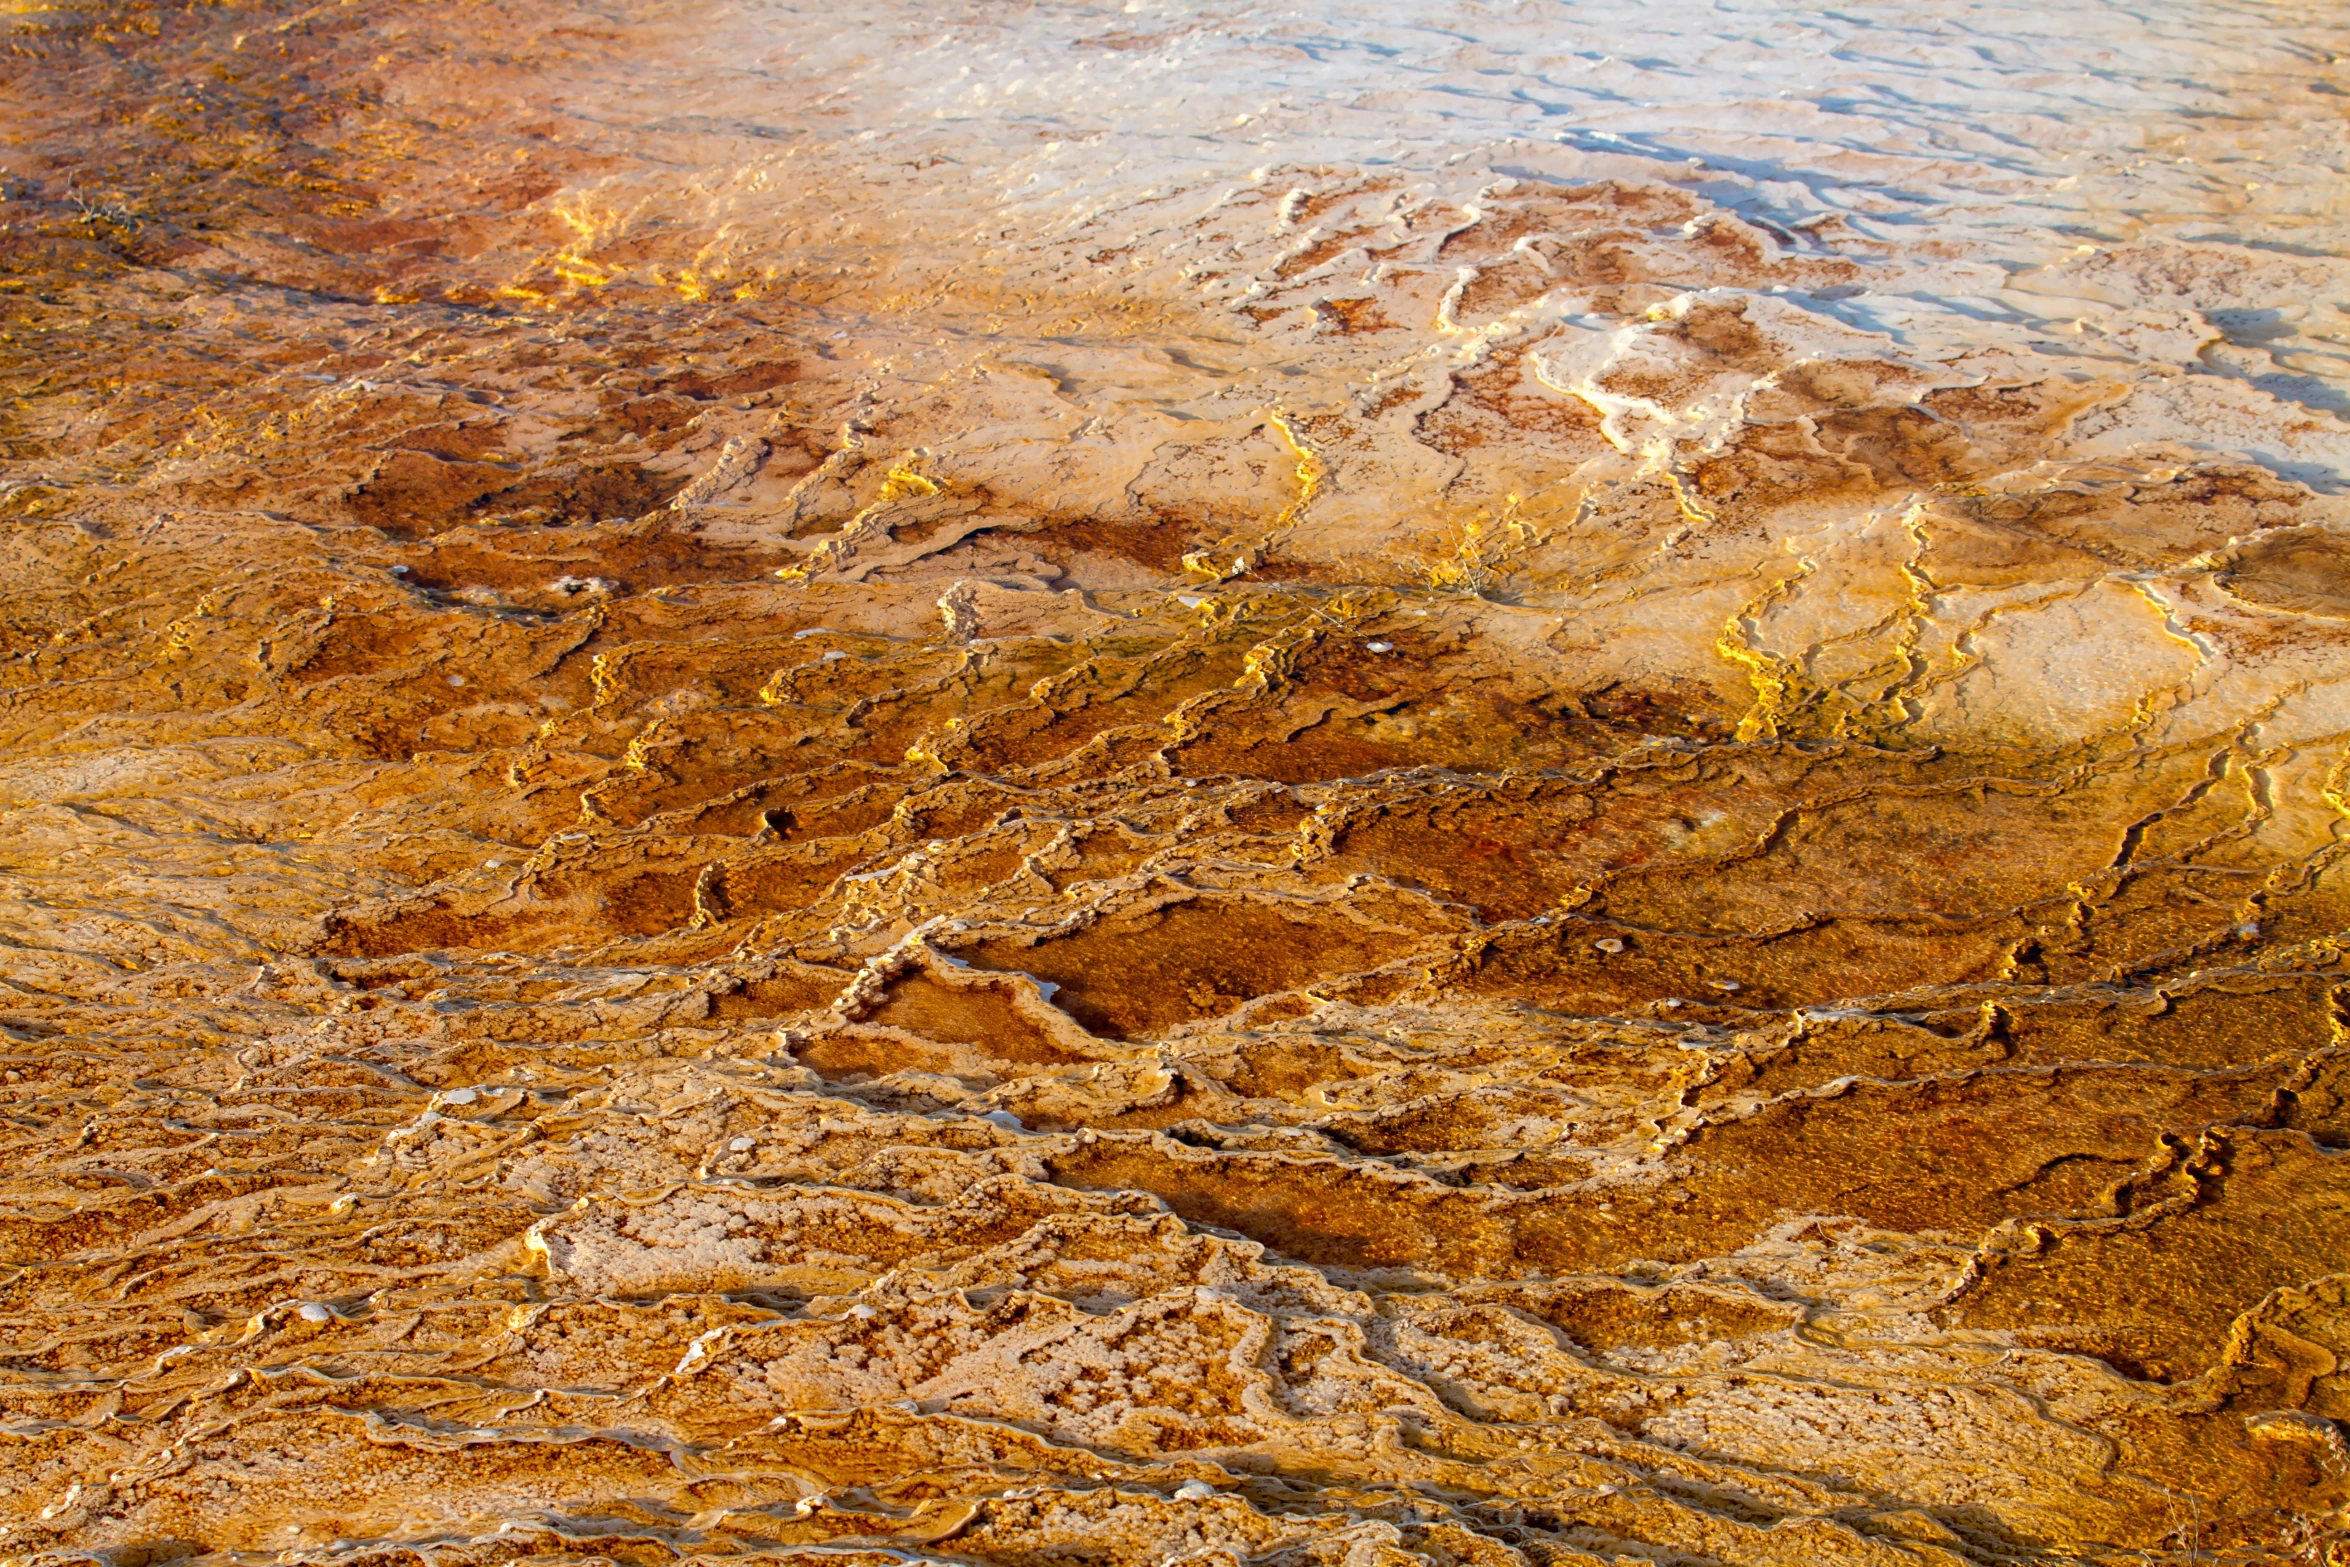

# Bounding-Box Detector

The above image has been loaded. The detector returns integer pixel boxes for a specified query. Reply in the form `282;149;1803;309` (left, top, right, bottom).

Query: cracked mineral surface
4;0;2350;1563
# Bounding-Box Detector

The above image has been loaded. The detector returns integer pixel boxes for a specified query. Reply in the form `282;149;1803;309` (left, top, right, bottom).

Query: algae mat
3;2;2350;1562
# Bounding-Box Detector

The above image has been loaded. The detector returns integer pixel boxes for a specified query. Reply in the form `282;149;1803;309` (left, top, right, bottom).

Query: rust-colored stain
3;0;2349;1562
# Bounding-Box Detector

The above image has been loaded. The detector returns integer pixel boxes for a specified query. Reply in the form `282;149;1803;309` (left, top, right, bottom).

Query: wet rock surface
5;1;2350;1562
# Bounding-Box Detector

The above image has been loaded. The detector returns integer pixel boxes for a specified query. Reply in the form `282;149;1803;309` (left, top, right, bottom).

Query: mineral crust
3;2;2350;1563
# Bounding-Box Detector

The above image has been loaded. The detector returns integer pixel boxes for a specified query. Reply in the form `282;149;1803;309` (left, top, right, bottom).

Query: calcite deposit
4;1;2350;1562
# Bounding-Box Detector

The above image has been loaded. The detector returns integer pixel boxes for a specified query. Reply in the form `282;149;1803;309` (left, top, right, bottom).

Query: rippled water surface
3;1;2350;1562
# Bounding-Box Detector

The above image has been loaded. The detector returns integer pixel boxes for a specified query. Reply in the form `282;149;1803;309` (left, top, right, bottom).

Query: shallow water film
4;0;2350;1560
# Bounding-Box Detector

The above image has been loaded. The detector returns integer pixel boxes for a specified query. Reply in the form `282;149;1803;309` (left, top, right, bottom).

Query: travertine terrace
4;1;2350;1562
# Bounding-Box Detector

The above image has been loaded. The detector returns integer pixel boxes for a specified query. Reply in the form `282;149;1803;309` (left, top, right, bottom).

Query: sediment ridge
4;2;2350;1562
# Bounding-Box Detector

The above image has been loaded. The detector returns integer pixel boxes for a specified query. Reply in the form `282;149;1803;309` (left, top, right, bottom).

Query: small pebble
441;1087;476;1106
1593;937;1625;954
446;674;467;688
1173;1480;1216;1501
1708;979;1741;992
848;1303;878;1320
1365;640;1393;653
296;1303;332;1324
728;1136;756;1152
484;859;503;869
